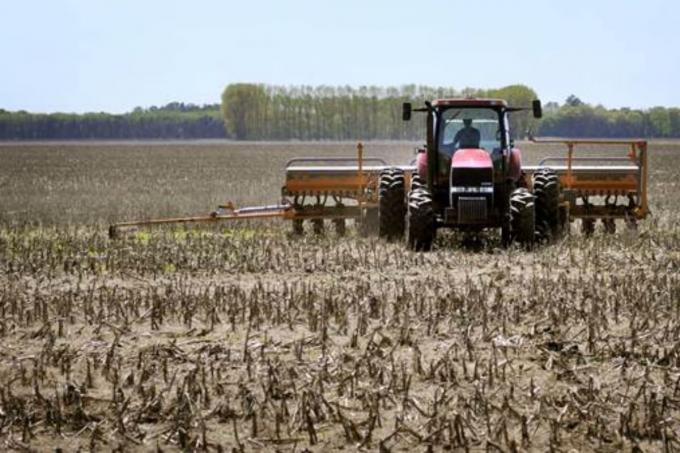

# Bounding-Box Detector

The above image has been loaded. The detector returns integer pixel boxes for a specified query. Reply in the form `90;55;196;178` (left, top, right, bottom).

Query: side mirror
402;102;412;121
532;99;543;119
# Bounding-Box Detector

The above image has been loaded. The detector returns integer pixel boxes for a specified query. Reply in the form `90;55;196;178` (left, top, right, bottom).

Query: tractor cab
436;104;508;174
406;99;533;190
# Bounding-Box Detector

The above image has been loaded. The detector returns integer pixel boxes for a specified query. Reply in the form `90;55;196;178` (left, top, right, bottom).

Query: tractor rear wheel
407;188;436;251
379;168;406;240
509;188;535;245
533;168;561;240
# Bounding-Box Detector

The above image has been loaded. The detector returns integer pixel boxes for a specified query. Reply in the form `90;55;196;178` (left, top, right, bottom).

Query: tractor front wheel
509;188;535;245
410;173;425;192
407;188;436;251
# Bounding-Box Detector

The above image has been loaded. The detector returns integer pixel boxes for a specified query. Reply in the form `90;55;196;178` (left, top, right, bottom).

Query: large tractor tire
509;188;535;245
379;168;406;240
410;173;425;192
533;168;562;240
407;188;436;251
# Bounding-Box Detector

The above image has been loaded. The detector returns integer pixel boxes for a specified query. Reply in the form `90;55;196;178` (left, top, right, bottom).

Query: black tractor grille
457;197;487;223
451;168;493;186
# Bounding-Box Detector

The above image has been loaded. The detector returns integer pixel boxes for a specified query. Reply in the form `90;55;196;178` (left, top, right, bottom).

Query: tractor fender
508;148;522;181
416;149;428;180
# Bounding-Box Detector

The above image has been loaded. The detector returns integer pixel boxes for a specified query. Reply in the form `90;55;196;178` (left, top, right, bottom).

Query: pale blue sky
1;0;678;113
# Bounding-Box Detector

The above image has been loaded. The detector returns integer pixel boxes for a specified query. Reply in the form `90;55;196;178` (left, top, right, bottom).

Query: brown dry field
0;141;679;452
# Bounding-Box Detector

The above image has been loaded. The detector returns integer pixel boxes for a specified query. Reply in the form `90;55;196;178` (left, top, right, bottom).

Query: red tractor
378;98;560;250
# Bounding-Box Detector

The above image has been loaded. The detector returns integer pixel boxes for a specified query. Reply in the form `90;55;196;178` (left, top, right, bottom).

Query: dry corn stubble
0;141;679;451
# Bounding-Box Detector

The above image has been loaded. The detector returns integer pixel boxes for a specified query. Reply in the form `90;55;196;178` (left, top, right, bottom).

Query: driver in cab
453;118;480;149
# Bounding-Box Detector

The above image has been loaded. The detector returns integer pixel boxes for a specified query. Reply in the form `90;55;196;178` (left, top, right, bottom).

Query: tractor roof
432;98;508;108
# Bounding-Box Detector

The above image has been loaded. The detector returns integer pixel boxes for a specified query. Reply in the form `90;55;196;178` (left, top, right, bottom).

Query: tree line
0;103;225;140
1;86;679;140
539;95;680;138
220;84;538;141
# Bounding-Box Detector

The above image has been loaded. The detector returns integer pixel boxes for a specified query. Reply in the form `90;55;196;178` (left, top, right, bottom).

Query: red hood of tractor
451;148;492;169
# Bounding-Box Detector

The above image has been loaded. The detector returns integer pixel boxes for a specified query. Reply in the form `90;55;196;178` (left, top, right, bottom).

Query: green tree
487;84;539;139
221;83;267;140
648;107;671;137
565;95;584;107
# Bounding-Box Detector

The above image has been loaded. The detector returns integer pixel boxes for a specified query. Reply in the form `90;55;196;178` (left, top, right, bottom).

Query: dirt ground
0;141;678;451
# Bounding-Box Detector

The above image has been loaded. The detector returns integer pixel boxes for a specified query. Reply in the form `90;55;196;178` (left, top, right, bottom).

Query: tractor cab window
439;108;502;155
